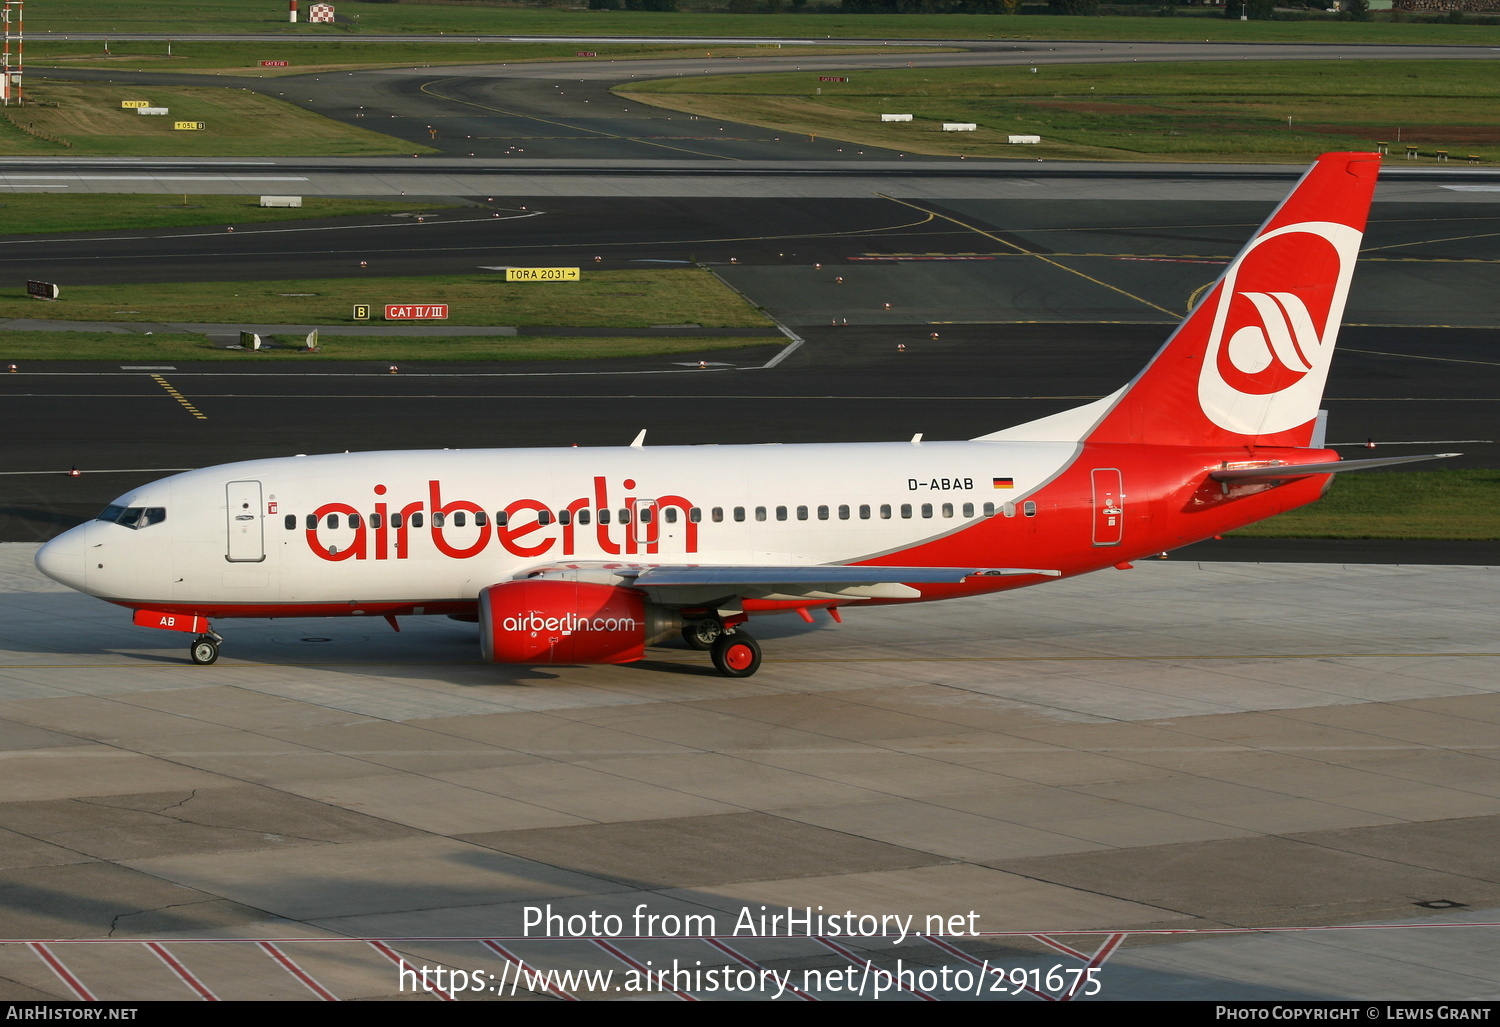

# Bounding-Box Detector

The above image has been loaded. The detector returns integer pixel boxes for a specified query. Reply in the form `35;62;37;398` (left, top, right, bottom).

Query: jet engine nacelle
478;579;678;665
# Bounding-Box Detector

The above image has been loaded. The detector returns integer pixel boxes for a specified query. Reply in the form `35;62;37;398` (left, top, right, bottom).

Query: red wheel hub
725;643;754;670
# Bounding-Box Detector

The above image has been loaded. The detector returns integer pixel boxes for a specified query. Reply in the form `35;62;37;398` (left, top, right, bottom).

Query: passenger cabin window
559;509;572;526
900;504;913;519
391;512;403;528
734;507;746;522
475;511;488;527
962;503;974;518
452;512;466;528
1023;501;1037;517
775;506;787;522
712;507;724;523
577;509;591;526
326;514;340;529
839;505;850;520
306;514;318;530
411;512;424;528
664;508;677;524
816;506;828;521
942;503;953;518
755;507;767;522
880;505;892;520
285;514;296;530
859;505;871;520
597;509;610;525
689;508;701;523
369;513;382;529
538;510;553;526
432;512;446;528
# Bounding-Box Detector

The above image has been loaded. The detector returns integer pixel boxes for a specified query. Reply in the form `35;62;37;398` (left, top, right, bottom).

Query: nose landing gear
189;633;223;665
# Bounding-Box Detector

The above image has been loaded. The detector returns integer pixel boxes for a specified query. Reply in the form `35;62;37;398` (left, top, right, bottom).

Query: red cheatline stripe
28;943;94;1001
258;942;337;1001
815;937;937;1002
703;937;817;1002
145;942;216;1001
480;939;576;1001
367;940;454;1001
592;939;696;1001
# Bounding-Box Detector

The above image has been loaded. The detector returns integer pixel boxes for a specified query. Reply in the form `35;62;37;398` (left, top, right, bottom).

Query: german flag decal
992;477;1014;489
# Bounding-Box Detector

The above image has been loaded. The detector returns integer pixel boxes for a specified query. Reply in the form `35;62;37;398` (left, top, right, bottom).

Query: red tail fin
1086;152;1381;448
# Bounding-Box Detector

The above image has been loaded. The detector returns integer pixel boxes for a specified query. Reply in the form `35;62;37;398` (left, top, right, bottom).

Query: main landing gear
683;617;762;677
710;632;761;678
681;618;724;651
190;633;222;665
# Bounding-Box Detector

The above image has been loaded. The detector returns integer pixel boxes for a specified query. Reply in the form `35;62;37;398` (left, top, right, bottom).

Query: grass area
0;271;773;329
25;2;1500;45
0;195;460;236
1230;469;1500;540
28;41;948;77
0;82;430;157
0;331;775;362
623;60;1500;161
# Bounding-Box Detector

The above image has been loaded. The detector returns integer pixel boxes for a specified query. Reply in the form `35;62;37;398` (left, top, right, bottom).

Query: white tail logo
1227;292;1321;377
1198;221;1362;436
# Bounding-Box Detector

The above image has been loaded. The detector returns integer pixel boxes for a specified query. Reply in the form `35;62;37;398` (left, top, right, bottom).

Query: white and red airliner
35;152;1452;676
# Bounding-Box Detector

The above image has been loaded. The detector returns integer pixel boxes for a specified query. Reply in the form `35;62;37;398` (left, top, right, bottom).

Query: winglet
629;429;647;448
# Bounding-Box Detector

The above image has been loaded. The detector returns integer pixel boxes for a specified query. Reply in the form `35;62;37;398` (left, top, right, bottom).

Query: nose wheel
190;634;220;665
710;632;761;678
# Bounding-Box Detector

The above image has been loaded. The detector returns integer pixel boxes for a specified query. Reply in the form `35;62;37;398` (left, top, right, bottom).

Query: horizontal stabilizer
1208;452;1459;483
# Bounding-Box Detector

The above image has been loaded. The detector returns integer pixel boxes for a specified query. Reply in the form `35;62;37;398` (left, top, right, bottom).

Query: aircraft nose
35;523;89;592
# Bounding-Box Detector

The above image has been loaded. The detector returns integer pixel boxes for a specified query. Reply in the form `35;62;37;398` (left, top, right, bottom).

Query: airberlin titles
306;477;697;562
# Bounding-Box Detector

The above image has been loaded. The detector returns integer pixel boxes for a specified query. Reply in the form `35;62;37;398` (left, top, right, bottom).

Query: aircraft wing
519;563;1060;604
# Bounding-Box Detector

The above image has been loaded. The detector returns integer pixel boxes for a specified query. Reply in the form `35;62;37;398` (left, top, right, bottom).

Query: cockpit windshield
96;505;166;530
